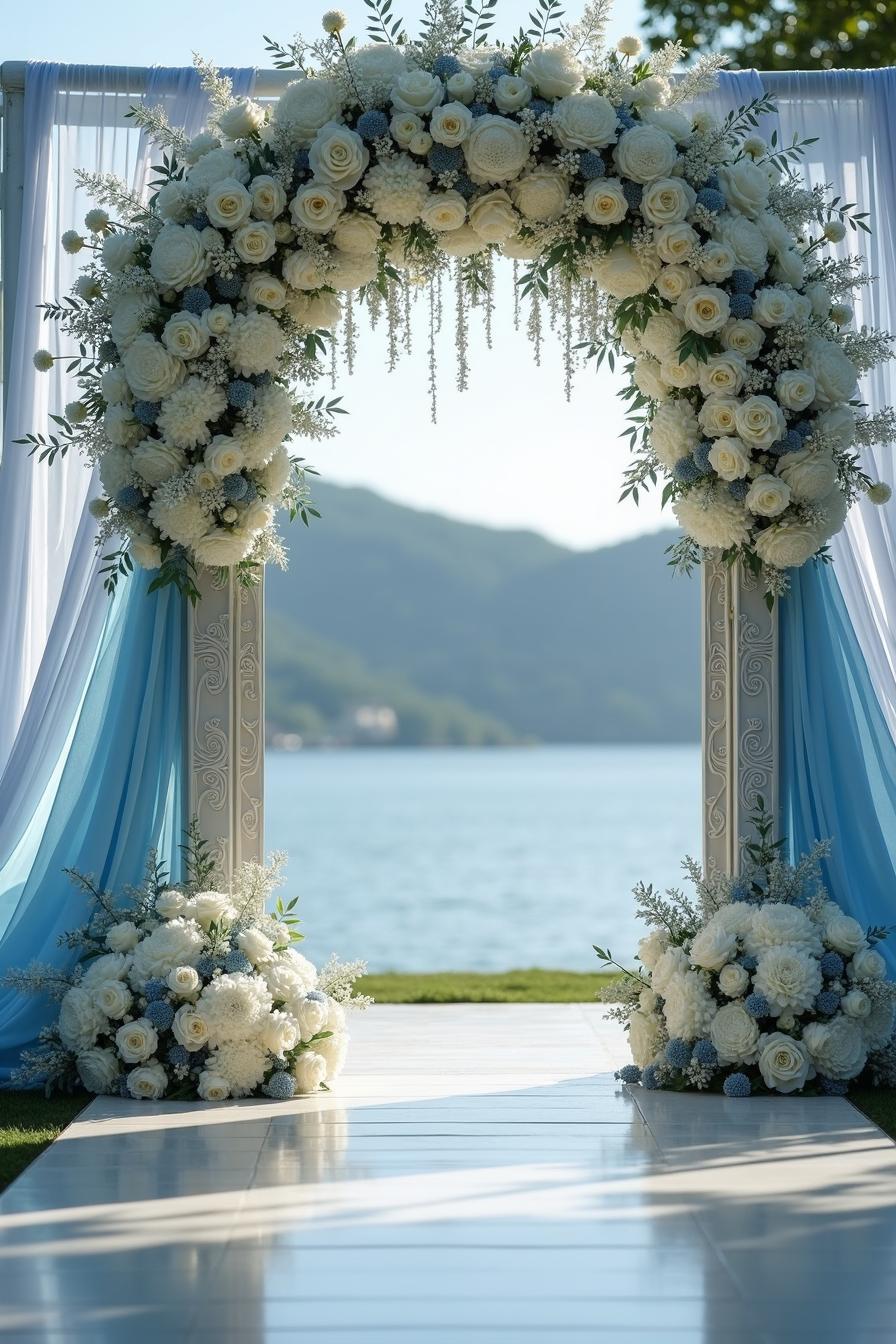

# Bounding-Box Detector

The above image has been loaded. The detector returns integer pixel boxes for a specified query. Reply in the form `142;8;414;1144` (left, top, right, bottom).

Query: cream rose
746;473;791;518
582;177;628;226
168;965;201;996
721;318;765;360
776;446;837;503
309;122;370;190
173;1004;211;1050
842;988;872;1018
92;978;133;1019
718;159;770;219
718;962;750;997
654;222;699;265
389;112;424;149
710;1002;760;1064
735;394;787;450
698;351;747;397
659;355;699;389
127;1062;168;1100
205;436;245;478
521;44;585;98
76;1046;119;1094
468;190;519;243
850;947;887;981
283;250;328;291
123;335;186;401
132;440;185;488
641;177;695;226
757;1032;814;1093
512;167;569;223
232;220;277;266
248;174;287;221
206;177;252;230
753;286;795;328
774;369;816;413
655;264;699;303
698;240;737;283
463;115;529;185
708;436;750;481
754;520;820;569
613;125;678;184
552;92;618;150
421;191;468;233
162;312;210;361
492;74;532;114
690;922;737;971
430;101;473;147
678;285;730;335
290;183;346;233
245;273;287;309
115;1017;158;1064
391;69;443;116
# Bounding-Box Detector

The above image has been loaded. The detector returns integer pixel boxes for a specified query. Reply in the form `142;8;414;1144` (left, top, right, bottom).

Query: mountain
265;484;701;745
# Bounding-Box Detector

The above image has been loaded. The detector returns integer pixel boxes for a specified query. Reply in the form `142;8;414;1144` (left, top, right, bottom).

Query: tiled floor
1;1004;895;1342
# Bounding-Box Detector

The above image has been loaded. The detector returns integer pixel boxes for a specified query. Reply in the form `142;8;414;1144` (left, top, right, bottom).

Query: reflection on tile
2;1005;895;1343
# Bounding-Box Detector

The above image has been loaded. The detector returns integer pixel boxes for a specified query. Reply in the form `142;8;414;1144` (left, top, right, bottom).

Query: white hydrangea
206;1040;269;1097
674;485;752;550
362;154;433;226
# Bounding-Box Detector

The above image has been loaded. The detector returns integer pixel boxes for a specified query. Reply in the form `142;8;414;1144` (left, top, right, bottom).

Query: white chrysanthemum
803;1016;867;1081
649;397;700;470
637;927;670;970
58;987;108;1052
710;1002;760;1064
103;403;141;448
206;1040;269;1097
129;918;204;988
662;971;717;1040
150;484;209;547
363;154;432;226
256;447;292;498
156;377;227;449
753;944;822;1015
262;949;318;1006
641;310;685;361
227;312;286;377
512;166;569;223
674;485;751;550
199;971;273;1045
744;903;822;958
689;920;737;972
628;1009;663;1066
193;529;254;567
651;944;690;994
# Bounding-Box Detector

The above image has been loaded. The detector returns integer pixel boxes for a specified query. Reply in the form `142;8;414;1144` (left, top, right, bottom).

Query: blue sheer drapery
0;65;255;1081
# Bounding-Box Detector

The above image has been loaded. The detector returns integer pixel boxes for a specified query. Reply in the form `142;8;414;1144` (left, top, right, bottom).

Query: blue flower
468;101;490;118
621;180;643;210
728;479;750;502
723;1072;751;1097
294;149;310;175
118;1075;131;1098
728;293;754;320
696;187;726;214
196;955;217;979
815;990;841;1015
820;951;845;978
215;274;243;299
528;98;551;118
614;106;636;129
693;439;713;472
704;172;720;191
227;379;255;409
242;480;259;504
167;1044;190;1067
190;211;210;231
692;1039;718;1068
133;400;160;426
432;54;462;79
578;151;606;181
356;109;390;141
488;65;508;81
642;1063;661;1090
224;950;253;974
182;286;212;315
730;268;757;294
98;339;118;364
305;989;328;1003
729;878;752;902
427;144;464;174
222;473;248;502
145;1000;175;1031
144;978;168;1002
616;1063;642;1084
265;1071;296;1100
767;430;803;456
116;485;144;511
744;993;771;1018
250;371;273;387
792;419;814;439
674;456;703;485
665;1037;692;1069
453;173;477;199
819;1076;849;1096
737;954;758;972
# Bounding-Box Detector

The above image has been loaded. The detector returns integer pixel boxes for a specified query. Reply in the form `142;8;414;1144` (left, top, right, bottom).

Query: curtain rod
0;63;296;96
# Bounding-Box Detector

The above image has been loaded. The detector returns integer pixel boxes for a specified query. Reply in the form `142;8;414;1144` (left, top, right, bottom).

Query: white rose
582;177;628;226
708;436;750;481
200;304;233;338
308;122;370;190
815;404;856;450
283;250;328;291
589;243;660;300
421;191;468;233
721;318;765;360
468;189;519;243
629;75;670;108
430;100;473;147
438;224;486;258
842;988;872;1019
76;1046;119;1094
614;125;678;184
773;369;815;413
673;486;751;550
104;920;140;954
249;174;287;221
446;71;476;104
123;335;186;401
201;436;244;480
463;115;529;185
290;183;346;233
641;105;693;143
776;446;837;503
293;1049;328;1093
805;336;858;407
698;351;747;398
746;473;791;518
491;74;531;114
805;281;832;318
391;69;443;116
197;1070;231;1101
718;963;750;997
287;289;342;328
690;921;737;971
168;965;201;996
628;1009;663;1067
521;44;585;98
115;1017;159;1064
735;395;786;450
193;528;253;567
552;92;618;150
102;232;140;272
678;285;730;335
512;167;569;223
655;264;699;303
389;112;424;149
237;927;276;966
849;947;887;981
127;1061;168;1100
757;1032;814;1093
218;98;265;139
262;1009;300;1057
206;177;252;230
772;248;805;289
713;214;769;275
660;353;699;390
162;312;210;360
637;927;669;970
232;220;277;265
814;486;849;545
718;159;770;219
803;1016;867;1080
149;223;209;291
754;520;820;569
710;1002;760;1064
91;978;133;1020
698;240;737;283
240;274;284;313
697;396;739;440
641;176;695;226
752;286;795;328
173;1004;212;1050
825;912;867;956
649;397;700;469
274;77;344;143
654;222;699;265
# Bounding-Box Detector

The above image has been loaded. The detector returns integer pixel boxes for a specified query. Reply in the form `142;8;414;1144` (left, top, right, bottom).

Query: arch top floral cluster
32;0;893;597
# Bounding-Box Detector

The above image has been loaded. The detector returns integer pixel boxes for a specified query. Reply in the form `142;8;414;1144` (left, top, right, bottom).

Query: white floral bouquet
3;827;369;1101
26;1;892;600
597;805;896;1096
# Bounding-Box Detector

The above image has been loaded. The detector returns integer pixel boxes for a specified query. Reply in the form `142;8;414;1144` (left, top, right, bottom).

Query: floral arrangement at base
596;804;896;1097
3;826;369;1102
25;1;892;602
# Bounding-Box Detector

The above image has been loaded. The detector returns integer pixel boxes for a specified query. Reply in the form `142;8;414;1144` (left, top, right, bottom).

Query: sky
5;0;665;550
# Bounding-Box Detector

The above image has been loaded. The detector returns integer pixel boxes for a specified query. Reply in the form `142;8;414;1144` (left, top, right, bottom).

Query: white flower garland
28;4;894;601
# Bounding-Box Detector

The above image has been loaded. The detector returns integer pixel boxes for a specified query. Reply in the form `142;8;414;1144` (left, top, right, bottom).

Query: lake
265;744;701;974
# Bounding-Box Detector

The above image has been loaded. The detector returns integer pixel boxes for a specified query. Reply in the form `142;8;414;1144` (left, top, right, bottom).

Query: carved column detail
187;569;264;882
702;558;778;875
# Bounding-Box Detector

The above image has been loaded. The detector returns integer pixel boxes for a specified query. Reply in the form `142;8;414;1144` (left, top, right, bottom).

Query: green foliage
100;546;134;598
460;0;499;46
642;0;896;72
356;968;619;1003
0;1094;86;1194
181;817;217;890
364;0;407;44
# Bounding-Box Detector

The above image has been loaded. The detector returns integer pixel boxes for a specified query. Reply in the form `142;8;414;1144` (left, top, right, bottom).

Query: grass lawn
851;1088;896;1143
0;1093;85;1194
357;968;616;1003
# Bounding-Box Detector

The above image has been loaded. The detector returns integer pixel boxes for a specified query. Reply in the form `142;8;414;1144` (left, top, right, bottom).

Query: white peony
331;211;382;254
430;101;473;147
613;125;678;184
698;352;747;398
689;920;737;971
81;952;131;986
757;1032;815;1093
746;474;791;518
776;446;837;503
184;146;249;192
582;177;628;226
363;154;432;225
655;264;699;303
58;987;107;1051
115;1017;159;1064
803;1016;867;1080
129;917;204;988
274;77;344;143
654;222;699;265
290;183;346;233
185;889;232;928
713;214;769;276
193;528;254;567
293;1050;328;1094
512;167;569;223
237;927;276;966
287;290;342;329
76;1046;119;1094
463;115;529;185
228;312;285;377
755;520;820;569
296;994;330;1042
156;378;227;450
633;356;668;402
126;1061;168;1100
92;978;133;1020
106;920;140;953
711;1003;760;1064
772;248;805;289
521;44;585;98
149;223;209;291
745;903;823;957
714;902;758;939
168;965;201;996
552;92;618;150
637;927;670;970
628;1009;663;1067
122;335;186;402
309;122;369;190
315;1030;349;1081
735;395;786;450
816;404;856;450
103;403;141;449
678;285;730;335
849;947;887;982
199;971;273;1045
588;243;660;300
468;190;518;243
663;971;718;1039
753;944;822;1014
102;232;140;272
327;250;378;292
718;962;750;997
649;397;700;469
673;486;751;550
641;177;695;226
162;312;210;361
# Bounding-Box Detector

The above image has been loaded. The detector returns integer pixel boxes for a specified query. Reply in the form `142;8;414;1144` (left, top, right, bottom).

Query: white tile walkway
1;1004;895;1342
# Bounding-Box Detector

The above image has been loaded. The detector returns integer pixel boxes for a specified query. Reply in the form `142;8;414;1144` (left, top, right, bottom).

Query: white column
187;569;264;882
702;558;779;874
